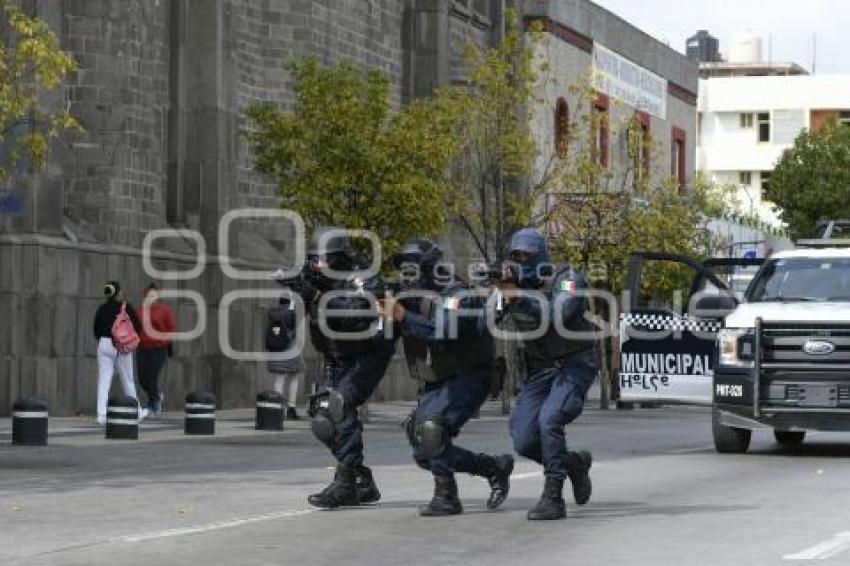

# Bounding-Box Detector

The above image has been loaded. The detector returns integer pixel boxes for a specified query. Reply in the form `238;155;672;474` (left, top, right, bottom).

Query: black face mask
309;252;357;292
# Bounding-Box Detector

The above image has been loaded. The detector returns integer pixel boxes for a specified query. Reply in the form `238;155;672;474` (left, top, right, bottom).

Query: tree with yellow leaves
0;0;79;180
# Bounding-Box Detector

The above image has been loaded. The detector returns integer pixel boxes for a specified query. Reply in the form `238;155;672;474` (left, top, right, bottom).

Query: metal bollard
185;391;216;435
12;398;48;446
106;396;139;440
255;390;284;431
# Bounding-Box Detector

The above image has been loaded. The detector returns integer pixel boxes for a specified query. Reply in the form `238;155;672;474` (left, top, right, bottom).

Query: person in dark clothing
265;295;305;420
136;283;176;416
491;229;597;521
384;239;514;517
93;281;146;425
283;226;398;509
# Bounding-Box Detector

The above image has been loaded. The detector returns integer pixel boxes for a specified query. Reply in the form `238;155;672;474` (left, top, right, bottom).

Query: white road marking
96;463;563;547
112;509;316;543
511;471;543;480
784;532;850;560
109;470;545;545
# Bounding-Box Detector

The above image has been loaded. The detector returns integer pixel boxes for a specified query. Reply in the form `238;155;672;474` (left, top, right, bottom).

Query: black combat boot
471;453;515;510
527;477;566;521
419;475;463;517
307;465;360;509
356;464;381;504
566;451;592;505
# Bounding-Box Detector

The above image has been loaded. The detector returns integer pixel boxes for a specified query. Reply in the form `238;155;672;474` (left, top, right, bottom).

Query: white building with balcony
697;74;850;228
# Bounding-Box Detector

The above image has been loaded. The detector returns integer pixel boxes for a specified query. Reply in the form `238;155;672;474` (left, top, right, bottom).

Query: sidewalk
0;394;612;447
0;401;420;447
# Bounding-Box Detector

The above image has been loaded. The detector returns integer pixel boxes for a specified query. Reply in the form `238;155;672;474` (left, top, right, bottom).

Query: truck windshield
747;258;850;302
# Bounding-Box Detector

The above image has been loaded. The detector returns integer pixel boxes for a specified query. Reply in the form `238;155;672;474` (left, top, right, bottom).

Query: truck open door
617;253;763;405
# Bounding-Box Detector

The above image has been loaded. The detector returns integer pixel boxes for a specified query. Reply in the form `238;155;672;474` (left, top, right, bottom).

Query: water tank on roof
728;32;763;63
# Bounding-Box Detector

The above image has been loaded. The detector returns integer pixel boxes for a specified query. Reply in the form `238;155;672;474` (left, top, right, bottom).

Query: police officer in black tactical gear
290;226;397;509
381;239;514;517
491;228;596;521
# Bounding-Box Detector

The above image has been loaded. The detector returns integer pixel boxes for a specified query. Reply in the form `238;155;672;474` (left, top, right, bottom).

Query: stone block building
0;0;696;415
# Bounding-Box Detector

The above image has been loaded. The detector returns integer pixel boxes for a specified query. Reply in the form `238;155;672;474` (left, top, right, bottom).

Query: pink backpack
112;302;140;354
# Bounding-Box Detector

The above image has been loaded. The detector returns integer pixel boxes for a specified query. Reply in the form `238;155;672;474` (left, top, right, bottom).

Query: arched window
554;97;569;158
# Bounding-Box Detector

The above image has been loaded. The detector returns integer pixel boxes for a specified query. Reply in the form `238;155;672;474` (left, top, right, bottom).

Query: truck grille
761;323;850;365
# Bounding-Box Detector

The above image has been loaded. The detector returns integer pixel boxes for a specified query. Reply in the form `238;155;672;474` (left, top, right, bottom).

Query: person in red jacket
136;283;177;416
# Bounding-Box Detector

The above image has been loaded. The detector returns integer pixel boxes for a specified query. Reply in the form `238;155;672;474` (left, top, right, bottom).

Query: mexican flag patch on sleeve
559;280;577;294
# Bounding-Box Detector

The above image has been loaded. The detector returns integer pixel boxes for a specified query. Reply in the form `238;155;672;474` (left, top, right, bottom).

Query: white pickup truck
618;236;850;453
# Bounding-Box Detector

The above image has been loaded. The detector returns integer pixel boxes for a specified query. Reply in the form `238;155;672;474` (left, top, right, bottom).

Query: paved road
2;403;850;565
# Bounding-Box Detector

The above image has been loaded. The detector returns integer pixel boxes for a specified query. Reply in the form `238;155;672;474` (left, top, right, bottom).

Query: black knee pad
416;418;447;459
309;390;348;448
311;412;337;448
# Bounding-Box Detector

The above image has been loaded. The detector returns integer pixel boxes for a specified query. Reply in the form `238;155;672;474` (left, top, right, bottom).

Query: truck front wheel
774;430;806;447
712;408;752;453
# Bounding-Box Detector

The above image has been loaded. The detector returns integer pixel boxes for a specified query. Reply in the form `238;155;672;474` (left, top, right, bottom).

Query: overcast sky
592;0;848;74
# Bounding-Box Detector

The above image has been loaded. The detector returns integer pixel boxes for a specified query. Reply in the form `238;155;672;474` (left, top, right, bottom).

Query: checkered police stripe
620;312;721;333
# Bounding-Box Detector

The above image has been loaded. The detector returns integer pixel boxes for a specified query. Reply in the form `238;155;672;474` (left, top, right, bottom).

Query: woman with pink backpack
92;281;148;425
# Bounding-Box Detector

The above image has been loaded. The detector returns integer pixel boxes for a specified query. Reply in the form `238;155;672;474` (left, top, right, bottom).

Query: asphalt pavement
2;402;850;566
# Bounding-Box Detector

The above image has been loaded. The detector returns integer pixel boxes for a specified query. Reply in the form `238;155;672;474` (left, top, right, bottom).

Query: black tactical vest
403;288;494;383
508;269;596;371
309;277;382;359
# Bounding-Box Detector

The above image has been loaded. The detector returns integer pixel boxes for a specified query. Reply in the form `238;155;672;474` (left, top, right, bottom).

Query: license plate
799;385;839;408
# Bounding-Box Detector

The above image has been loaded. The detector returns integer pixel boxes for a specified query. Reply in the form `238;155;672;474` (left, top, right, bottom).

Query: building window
592;93;609;167
761;171;772;196
739;172;752;186
739;113;754;128
757;112;771;142
671;126;686;192
840;111;850;127
554;97;570;159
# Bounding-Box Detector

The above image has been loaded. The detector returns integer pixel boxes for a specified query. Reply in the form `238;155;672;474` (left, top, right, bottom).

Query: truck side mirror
691;293;738;319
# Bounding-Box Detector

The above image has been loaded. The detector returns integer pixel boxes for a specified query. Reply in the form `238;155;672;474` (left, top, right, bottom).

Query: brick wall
0;0;496;415
230;0;405;216
59;0;171;246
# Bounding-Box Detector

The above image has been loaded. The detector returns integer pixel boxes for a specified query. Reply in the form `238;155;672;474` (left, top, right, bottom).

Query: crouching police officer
382;239;514;517
293;227;397;509
493;228;597;521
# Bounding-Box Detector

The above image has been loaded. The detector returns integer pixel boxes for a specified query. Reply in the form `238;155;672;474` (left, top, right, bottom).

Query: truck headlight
718;328;755;367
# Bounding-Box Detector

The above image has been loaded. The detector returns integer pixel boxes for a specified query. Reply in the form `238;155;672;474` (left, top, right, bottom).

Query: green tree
767;119;850;239
447;12;554;263
0;0;79;180
244;59;463;260
544;91;723;406
548;97;717;299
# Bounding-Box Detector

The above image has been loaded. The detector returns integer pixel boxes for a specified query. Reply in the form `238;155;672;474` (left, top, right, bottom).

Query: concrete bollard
106;396;139;440
255;390;284;431
185;391;216;435
12;398;48;446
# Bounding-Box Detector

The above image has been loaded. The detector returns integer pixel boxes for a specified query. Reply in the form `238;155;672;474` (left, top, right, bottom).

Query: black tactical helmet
392;239;443;269
307;226;351;258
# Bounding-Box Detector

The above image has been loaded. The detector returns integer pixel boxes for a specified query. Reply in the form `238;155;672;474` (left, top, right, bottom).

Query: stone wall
231;0;406;217
0;0;496;416
0;235;414;415
0;0;697;415
59;0;171;246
